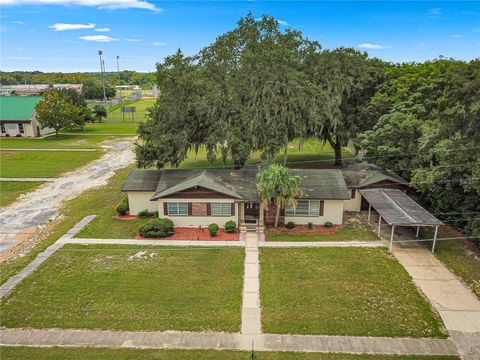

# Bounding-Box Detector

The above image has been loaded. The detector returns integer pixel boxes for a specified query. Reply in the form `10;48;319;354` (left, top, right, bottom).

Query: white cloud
277;20;288;26
12;20;24;24
429;8;442;16
124;38;142;42
153;41;166;46
0;0;160;11
4;56;35;60
358;43;390;49
450;33;464;39
95;27;111;32
79;34;117;42
50;23;95;31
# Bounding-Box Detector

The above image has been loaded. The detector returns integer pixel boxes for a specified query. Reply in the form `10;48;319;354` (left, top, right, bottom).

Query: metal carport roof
359;188;443;226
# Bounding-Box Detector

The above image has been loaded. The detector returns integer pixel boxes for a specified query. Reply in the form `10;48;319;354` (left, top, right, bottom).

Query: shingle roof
342;162;408;188
360;188;443;226
151;170;242;200
0;96;41;121
122;167;351;201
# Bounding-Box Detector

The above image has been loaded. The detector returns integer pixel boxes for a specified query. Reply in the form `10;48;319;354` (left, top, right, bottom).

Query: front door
244;202;260;223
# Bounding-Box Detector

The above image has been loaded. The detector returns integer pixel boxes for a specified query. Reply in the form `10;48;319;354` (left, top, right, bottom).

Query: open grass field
178;138;353;169
106;98;156;122
0;150;102;178
1;244;244;332
0;181;45;207
62;122;139;135
0;347;460;360
266;223;379;242
0;134;116;149
260;247;447;338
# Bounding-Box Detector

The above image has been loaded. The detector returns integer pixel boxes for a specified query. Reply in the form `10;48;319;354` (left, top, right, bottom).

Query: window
286;200;322;217
211;202;231;216
1;123;5;133
167;202;188;216
18;123;25;134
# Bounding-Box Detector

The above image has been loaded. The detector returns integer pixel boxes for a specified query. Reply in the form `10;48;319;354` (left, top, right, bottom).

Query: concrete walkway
241;233;262;350
393;244;480;359
260;240;385;248
0;215;96;299
0;177;56;182
0;328;458;355
1;148;98;152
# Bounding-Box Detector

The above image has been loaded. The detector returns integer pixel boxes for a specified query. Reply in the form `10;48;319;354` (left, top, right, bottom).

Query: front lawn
1;244;244;332
266;223;379;242
0;150;102;178
0;347;460;360
0;181;45;207
260;247;447;338
62;123;138;135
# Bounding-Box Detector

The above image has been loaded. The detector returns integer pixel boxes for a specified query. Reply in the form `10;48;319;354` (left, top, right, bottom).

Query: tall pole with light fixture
98;50;107;103
116;55;122;102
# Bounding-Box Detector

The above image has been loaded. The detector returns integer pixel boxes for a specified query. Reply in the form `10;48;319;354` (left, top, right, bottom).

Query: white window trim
211;202;231;216
286;200;321;217
167;202;189;216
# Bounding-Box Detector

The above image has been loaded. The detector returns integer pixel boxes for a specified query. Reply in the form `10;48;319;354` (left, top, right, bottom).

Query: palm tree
256;164;303;227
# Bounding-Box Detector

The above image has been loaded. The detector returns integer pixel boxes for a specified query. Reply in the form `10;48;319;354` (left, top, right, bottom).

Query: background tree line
136;14;479;244
0;70;155;89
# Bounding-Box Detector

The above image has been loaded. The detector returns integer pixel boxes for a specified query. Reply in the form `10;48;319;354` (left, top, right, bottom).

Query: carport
360;188;443;253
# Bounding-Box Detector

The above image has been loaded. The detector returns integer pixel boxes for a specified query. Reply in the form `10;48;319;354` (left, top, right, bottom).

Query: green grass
0;347;460;360
0;134;116;149
266;223;379;242
419;228;480;298
77;214;147;238
0;150;102;178
106;99;156;123
1;244;244;332
0;167;132;285
260;247;447;338
178;138;353;169
0;181;45;207
62;122;138;135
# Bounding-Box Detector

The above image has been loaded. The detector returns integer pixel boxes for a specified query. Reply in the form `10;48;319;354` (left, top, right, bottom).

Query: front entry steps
240;223;265;233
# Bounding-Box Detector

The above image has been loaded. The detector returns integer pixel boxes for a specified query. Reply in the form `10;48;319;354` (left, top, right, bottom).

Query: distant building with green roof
0;96;54;137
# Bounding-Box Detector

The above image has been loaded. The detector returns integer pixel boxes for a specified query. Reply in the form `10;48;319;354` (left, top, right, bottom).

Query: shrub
307;222;314;229
208;223;219;236
225;220;237;233
15;134;22;137
115;197;129;216
139;218;174;238
137;209;158;219
286;221;295;229
324;221;333;228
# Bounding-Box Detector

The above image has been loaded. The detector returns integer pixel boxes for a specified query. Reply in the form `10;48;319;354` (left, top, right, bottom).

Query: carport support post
389;225;395;252
432;225;439;253
416;226;420;238
367;204;372;224
377;216;382;236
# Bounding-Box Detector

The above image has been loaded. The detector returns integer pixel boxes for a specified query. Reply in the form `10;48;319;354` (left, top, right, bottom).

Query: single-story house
122;164;408;229
0;96;54;137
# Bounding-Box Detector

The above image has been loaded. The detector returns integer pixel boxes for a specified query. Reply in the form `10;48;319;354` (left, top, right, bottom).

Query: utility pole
116;55;122;102
98;50;107;103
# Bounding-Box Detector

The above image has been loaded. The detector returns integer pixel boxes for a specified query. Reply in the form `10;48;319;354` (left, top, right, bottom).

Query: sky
0;1;479;73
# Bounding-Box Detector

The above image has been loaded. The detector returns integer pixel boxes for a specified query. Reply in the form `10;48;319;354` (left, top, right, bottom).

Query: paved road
0;139;134;256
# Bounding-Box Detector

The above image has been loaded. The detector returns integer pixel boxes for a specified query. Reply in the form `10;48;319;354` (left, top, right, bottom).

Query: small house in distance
0;96;54;137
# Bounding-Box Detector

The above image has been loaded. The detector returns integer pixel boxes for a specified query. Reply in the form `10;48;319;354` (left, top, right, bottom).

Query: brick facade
191;202;208;216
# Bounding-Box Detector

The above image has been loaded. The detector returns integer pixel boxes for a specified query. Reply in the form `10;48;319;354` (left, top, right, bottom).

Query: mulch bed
136;227;240;241
267;224;339;235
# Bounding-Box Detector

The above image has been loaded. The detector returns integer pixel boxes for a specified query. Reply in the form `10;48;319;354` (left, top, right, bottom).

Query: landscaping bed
266;223;379;242
1;244;244;332
260;247;447;338
137;227;240;241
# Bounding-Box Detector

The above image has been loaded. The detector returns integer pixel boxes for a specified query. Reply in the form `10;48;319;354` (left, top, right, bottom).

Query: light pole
98;50;107;103
116;55;122;102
